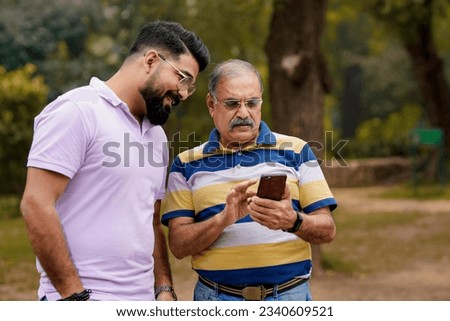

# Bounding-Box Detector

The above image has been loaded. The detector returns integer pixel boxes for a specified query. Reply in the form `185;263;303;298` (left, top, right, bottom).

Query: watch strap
283;211;303;233
155;285;177;301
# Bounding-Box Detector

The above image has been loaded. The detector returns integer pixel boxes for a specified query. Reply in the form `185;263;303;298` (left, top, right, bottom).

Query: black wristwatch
283;211;303;233
155;285;177;301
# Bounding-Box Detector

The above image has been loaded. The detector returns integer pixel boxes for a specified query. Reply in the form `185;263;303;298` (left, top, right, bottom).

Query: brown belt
198;275;308;301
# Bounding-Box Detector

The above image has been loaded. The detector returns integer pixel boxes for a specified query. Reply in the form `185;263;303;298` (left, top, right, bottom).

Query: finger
234;179;258;193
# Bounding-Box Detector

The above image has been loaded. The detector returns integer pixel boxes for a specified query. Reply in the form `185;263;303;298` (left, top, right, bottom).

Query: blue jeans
193;279;312;301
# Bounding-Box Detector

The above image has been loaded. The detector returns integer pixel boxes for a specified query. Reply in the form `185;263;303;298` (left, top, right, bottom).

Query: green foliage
343;104;423;157
0;0;106;98
0;195;21;219
0;64;48;194
367;0;450;43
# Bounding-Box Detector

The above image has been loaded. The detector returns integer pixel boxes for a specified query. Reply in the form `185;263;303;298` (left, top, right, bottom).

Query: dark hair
128;21;210;71
208;59;264;96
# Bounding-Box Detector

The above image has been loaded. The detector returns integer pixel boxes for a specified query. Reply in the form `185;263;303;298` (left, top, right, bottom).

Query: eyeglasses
213;95;263;109
158;53;196;95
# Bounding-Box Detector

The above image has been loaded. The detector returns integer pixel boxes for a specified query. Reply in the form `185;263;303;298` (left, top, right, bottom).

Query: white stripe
299;161;325;185
166;171;189;193
188;163;297;191
209;221;298;249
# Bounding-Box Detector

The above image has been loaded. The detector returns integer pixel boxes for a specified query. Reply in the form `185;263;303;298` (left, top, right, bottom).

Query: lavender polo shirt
27;77;168;300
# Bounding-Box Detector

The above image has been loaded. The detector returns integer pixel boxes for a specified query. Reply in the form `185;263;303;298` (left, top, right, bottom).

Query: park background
0;0;449;300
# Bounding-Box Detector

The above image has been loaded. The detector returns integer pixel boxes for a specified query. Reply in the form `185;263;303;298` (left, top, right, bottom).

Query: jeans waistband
198;276;308;301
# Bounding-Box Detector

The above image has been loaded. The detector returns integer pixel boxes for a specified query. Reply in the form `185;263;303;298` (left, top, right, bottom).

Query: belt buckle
242;286;266;301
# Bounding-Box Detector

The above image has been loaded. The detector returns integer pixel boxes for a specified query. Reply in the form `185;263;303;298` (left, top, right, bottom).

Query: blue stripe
197;205;253;223
173;149;312;181
196;260;312;285
196;200;303;223
303;198;337;213
161;209;195;226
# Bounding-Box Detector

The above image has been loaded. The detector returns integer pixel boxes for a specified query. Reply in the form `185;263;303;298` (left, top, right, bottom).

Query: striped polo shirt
162;121;337;285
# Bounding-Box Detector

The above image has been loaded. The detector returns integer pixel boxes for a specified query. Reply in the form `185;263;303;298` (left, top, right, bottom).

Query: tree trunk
265;0;330;276
266;0;331;153
342;65;363;139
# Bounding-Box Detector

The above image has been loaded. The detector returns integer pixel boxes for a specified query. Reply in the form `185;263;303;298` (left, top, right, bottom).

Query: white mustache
229;118;255;129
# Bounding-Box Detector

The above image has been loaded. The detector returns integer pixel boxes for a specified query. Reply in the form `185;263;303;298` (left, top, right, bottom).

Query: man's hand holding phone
249;174;298;231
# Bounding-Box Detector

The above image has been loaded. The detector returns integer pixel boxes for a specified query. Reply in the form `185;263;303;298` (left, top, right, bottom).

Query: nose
177;88;190;100
235;102;250;117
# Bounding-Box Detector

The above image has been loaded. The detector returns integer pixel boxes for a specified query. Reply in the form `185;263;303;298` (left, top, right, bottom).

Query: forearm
21;201;83;297
169;214;227;259
295;209;336;244
153;222;173;287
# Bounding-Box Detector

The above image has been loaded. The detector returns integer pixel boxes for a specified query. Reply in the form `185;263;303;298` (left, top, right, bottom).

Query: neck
106;70;145;123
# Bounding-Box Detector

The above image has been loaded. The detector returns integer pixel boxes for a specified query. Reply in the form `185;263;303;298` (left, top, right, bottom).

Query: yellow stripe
193;180;257;212
162;190;193;213
178;146;209;163
299;180;333;208
193;178;300;213
286;179;299;200
192;239;311;270
274;135;307;152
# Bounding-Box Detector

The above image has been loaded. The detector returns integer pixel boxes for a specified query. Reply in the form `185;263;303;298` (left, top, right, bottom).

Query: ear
143;50;159;73
206;93;215;118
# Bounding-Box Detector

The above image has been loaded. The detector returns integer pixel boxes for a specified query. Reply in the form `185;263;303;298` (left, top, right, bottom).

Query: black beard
139;83;178;125
146;98;170;125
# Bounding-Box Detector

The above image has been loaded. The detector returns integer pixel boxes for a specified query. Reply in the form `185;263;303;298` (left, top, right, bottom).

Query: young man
162;59;337;301
20;21;210;301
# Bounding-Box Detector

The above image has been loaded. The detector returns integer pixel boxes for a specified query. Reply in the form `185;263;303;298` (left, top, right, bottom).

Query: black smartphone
256;174;287;201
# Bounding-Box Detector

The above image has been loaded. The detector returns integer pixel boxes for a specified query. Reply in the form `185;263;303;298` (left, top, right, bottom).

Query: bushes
342;104;423;157
0;64;48;194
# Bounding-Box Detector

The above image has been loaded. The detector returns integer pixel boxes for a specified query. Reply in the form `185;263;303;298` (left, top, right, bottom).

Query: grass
1;187;449;300
378;182;450;200
0;217;38;300
320;207;449;275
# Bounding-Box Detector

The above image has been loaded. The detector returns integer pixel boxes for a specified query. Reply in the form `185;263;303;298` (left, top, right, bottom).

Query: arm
168;179;257;259
152;200;176;301
20;167;85;298
249;184;336;244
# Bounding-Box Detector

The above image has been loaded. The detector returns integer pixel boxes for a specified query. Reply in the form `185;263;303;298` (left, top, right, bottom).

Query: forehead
216;71;262;98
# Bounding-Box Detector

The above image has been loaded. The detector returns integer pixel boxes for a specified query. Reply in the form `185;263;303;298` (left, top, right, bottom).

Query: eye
223;100;240;108
246;100;258;108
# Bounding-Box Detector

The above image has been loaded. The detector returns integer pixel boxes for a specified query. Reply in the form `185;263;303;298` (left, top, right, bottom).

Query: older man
162;59;337;301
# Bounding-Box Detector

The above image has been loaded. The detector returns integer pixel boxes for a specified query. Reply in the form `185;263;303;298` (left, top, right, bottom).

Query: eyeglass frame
212;94;263;109
157;52;196;95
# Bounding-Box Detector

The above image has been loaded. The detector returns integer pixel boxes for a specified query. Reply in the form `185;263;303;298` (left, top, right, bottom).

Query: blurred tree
265;0;331;275
266;0;331;156
0;64;48;194
324;0;423;142
0;0;105;99
368;0;450;158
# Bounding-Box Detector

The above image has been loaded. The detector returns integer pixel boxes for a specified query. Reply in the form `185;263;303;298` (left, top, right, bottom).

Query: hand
248;184;297;230
155;290;177;301
219;179;257;226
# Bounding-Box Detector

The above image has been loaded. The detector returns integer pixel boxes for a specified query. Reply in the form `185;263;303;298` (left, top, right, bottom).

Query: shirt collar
89;77;124;108
203;121;277;153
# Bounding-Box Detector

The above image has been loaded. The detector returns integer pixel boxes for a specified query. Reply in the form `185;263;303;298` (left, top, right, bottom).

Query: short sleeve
27;98;89;178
